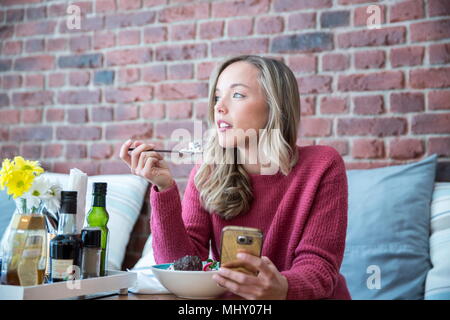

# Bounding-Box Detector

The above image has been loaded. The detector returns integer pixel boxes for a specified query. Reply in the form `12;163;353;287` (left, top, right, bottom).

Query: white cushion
425;182;450;300
133;234;214;270
133;234;156;269
42;172;148;271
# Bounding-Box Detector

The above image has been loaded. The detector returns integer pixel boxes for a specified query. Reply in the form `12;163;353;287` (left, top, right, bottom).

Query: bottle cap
60;191;77;214
81;227;102;248
93;182;107;195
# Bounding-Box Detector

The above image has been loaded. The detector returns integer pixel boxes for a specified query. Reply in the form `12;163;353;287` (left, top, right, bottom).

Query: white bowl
151;263;227;299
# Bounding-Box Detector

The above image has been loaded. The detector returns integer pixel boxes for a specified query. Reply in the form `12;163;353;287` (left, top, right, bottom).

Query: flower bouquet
0;157;62;286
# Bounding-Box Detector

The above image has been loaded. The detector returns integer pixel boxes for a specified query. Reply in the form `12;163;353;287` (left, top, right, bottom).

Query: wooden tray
0;270;137;300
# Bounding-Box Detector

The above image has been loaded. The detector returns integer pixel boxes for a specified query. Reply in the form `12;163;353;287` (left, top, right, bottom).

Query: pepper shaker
81;227;102;279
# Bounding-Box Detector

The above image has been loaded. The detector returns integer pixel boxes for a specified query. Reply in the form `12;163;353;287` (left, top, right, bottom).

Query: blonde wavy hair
194;55;300;220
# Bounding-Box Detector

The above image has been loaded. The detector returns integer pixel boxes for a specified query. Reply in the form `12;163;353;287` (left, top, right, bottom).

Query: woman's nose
215;100;227;114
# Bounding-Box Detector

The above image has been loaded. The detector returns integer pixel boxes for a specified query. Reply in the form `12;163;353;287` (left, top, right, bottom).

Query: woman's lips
218;126;232;132
217;119;233;132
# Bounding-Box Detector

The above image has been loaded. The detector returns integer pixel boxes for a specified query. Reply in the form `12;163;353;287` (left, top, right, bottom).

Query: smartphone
220;226;263;275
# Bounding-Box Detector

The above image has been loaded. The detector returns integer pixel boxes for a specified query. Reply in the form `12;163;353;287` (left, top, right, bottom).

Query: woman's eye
215;93;244;102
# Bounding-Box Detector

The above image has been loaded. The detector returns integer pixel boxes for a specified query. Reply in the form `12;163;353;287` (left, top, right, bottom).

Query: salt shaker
81;227;102;279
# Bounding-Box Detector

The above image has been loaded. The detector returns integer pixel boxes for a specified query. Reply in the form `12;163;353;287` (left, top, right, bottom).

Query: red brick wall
1;0;449;269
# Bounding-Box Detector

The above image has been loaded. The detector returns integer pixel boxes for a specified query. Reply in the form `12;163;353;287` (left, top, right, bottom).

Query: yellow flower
5;170;34;199
0;157;44;198
12;156;44;176
0;158;14;190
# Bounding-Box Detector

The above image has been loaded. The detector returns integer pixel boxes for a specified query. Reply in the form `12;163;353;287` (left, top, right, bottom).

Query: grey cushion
0;189;16;239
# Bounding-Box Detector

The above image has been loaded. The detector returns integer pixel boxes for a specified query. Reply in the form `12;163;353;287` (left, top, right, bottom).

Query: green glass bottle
86;183;109;276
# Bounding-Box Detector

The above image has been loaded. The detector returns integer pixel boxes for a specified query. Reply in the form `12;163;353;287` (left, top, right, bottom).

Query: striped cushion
43;173;149;271
425;182;450;300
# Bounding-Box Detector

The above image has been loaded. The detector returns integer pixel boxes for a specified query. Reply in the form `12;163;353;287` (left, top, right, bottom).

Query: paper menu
66;168;88;233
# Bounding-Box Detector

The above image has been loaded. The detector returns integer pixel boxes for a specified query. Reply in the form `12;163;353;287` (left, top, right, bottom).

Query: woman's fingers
213;274;262;299
120;140;146;168
236;253;274;282
142;156;160;179
136;152;148;173
120;140;175;188
119;139;134;168
220;259;259;275
217;267;260;287
143;150;164;161
131;140;145;148
130;143;154;172
137;151;163;173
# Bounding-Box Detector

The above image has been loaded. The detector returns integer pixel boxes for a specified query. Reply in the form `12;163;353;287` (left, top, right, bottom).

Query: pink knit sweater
150;145;351;300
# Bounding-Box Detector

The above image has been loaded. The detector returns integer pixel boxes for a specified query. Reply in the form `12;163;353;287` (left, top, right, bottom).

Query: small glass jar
0;210;47;286
80;227;102;279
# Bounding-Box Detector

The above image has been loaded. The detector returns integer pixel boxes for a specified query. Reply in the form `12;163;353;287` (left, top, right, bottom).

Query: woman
120;55;351;300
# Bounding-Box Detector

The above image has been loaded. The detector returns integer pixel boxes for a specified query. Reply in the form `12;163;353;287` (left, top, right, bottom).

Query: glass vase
0;209;48;286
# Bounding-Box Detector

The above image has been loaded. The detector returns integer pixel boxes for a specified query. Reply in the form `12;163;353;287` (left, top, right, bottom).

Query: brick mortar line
2;5;449;46
64;40;450;59
5;137;448;162
2;37;449;72
32;149;450;167
0;77;447;104
1;57;449;86
318;133;450;141
3;154;450;168
4;88;449;110
2;1;448;23
0;0;445;22
0;0;194;15
5;19;450;49
2;88;449;112
3;6;450;41
4;111;450;129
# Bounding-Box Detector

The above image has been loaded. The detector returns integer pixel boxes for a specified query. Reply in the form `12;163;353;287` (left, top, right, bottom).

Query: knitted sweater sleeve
281;151;348;300
149;165;211;264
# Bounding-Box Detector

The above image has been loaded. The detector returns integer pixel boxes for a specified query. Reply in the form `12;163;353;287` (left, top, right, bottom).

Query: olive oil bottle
86;183;109;276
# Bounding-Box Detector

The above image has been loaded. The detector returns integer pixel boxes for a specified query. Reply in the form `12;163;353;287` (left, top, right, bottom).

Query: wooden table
99;293;183;300
98;292;240;300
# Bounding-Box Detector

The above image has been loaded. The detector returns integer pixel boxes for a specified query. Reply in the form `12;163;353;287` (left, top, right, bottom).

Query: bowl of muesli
151;255;227;299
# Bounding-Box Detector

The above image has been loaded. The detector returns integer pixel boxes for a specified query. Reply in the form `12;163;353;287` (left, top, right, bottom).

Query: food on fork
178;141;203;154
127;141;203;156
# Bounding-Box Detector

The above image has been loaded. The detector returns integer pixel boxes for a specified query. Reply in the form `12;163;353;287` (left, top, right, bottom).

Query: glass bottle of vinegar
49;191;82;283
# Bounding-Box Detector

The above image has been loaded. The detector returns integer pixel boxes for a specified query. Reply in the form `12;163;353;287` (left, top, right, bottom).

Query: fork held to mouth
127;141;203;155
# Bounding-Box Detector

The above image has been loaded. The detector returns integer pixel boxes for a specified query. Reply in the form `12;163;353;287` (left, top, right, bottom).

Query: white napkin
126;236;170;294
127;267;170;294
66;168;88;233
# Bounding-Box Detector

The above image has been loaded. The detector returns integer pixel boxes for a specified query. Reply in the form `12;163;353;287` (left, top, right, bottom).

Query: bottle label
22;248;41;258
51;259;74;281
17;235;44;286
22;235;43;258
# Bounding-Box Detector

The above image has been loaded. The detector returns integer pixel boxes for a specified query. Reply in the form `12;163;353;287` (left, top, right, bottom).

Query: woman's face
214;61;269;149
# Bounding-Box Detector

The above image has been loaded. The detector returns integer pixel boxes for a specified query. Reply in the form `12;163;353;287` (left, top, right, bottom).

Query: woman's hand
119;139;174;191
213;253;289;300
